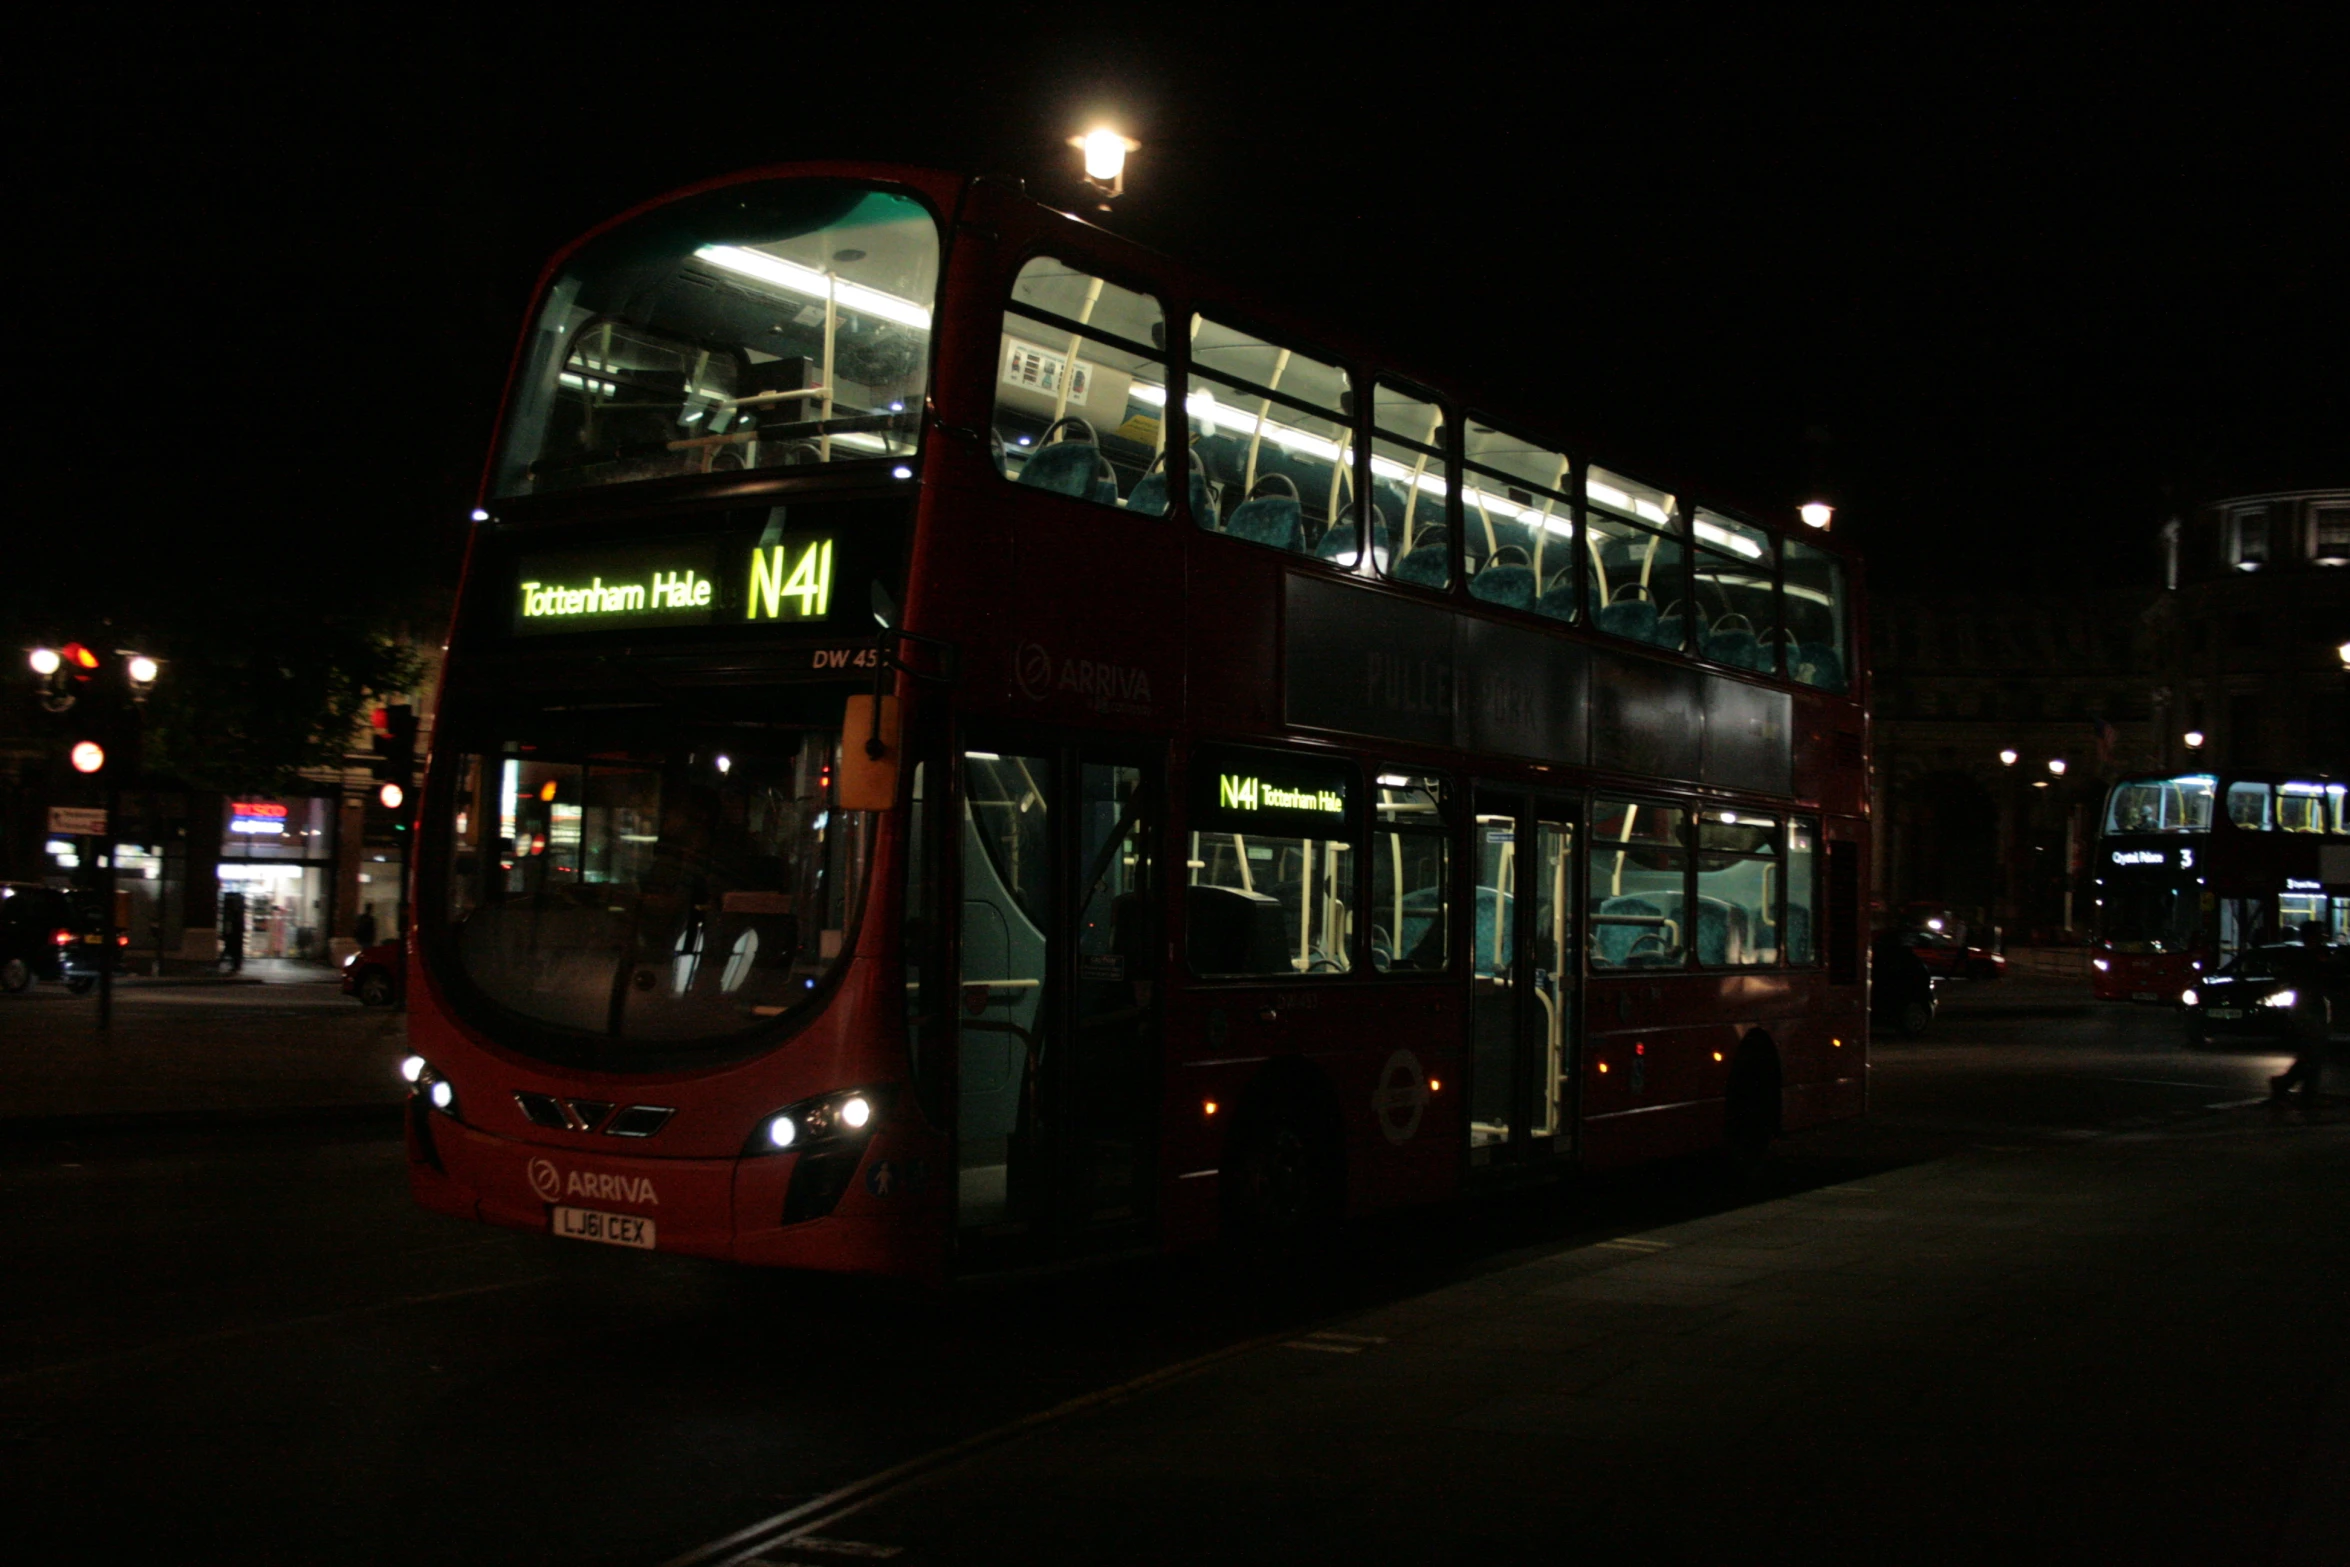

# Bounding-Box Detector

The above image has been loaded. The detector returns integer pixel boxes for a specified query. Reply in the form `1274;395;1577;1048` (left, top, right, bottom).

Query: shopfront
218;796;337;959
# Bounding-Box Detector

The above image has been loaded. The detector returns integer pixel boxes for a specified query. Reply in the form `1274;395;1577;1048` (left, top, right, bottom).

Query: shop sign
230;801;290;836
48;806;107;835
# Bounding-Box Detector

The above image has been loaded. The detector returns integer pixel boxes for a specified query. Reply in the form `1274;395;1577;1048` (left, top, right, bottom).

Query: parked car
1892;903;2007;982
0;883;74;992
1872;931;1938;1037
2182;943;2349;1048
342;940;405;1007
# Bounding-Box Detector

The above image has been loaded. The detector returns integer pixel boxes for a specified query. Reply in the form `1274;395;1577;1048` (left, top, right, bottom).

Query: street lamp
1998;748;2019;767
2182;730;2205;750
2047;758;2067;777
1799;502;1834;530
1069;126;1139;199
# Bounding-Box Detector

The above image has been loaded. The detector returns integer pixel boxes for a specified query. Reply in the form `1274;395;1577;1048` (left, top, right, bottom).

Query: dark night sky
18;11;2344;627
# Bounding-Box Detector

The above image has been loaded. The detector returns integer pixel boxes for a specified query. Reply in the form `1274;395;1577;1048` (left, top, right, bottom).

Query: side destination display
1190;743;1354;835
1283;574;1792;796
512;534;837;636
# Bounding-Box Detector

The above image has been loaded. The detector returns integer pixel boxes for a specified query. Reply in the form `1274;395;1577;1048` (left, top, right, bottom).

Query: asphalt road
1;983;2308;1565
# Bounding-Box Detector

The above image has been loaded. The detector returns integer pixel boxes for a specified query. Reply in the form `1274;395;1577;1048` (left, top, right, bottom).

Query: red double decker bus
2091;772;2350;1002
403;163;1872;1280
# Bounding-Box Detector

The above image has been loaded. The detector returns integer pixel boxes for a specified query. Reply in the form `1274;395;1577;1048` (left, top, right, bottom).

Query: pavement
0;957;409;1127
699;1101;2348;1567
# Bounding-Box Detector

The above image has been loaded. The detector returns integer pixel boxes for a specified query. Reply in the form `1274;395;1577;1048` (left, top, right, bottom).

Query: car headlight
2092;958;2110;972
2260;989;2297;1010
2180;988;2198;1008
745;1087;887;1155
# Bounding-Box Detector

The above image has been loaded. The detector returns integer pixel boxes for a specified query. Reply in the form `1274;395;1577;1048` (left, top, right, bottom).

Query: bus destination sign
1191;745;1353;833
511;535;837;636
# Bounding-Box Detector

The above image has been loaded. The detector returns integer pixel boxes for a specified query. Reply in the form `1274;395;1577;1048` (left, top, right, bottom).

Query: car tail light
51;929;71;946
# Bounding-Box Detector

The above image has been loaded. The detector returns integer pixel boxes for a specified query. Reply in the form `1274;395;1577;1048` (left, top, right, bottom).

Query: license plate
83;933;102;945
551;1206;655;1250
2131;991;2160;1002
2206;1009;2242;1021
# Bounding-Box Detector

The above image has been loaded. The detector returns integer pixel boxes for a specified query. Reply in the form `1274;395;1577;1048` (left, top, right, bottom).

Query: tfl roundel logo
527;1157;562;1202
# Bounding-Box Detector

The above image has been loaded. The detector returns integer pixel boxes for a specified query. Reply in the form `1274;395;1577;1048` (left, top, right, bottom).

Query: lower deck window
1188;832;1352;977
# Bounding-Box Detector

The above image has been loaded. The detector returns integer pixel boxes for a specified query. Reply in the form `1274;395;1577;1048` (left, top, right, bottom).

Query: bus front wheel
1222;1091;1342;1267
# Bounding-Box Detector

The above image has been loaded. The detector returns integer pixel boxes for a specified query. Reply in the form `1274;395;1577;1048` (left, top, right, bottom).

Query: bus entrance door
1470;790;1580;1168
955;746;1160;1257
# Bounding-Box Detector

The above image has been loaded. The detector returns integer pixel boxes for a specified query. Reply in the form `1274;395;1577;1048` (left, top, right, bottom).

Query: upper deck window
1187;317;1353;561
993;259;1167;512
1463;424;1573;619
2276;783;2328;834
1781;537;1849;692
493;182;938;498
2225;781;2271;830
2104;775;2216;834
1372;383;1455;589
1692;509;1779;675
1586;467;1684;651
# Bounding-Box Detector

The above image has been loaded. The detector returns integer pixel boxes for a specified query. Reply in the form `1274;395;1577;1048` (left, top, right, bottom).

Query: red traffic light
70;740;106;773
371;706;393;735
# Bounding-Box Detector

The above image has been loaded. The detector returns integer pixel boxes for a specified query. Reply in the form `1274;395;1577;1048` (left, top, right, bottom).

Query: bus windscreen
493;181;939;497
434;718;871;1056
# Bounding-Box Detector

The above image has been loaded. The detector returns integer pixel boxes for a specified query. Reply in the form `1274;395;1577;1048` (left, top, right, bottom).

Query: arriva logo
526;1157;660;1208
1012;642;1153;712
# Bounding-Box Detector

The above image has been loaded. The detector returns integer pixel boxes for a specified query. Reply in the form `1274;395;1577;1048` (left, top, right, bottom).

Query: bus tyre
1723;1044;1782;1175
1222;1095;1341;1270
1897;999;1933;1038
0;957;29;993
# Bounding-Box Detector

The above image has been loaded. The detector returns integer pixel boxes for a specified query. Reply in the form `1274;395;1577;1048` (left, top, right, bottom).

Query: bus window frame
1461;410;1577;617
1183;306;1360;553
1368;374;1460;592
992;248;1179;515
1182;741;1366;983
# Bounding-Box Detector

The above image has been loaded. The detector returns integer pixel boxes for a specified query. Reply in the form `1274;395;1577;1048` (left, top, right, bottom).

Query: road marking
1594;1236;1672;1252
2096;1077;2242;1091
1285;1339;1363;1353
2206;1096;2273;1110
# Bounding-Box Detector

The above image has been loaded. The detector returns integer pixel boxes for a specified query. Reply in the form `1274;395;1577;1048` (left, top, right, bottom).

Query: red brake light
61;642;101;670
52;929;72;946
117;934;129;946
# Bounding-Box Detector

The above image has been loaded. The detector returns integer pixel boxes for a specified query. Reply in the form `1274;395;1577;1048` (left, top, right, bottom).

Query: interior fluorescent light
694;245;932;330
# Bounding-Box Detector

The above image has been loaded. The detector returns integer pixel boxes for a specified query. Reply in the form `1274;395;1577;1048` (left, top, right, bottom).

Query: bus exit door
1470;789;1580;1167
955;743;1160;1258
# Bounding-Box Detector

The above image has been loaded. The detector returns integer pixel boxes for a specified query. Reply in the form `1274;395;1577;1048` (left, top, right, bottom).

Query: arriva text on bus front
1219;774;1344;815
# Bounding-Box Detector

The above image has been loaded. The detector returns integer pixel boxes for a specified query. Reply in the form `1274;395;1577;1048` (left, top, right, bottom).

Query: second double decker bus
2091;771;2350;1002
403;163;1872;1280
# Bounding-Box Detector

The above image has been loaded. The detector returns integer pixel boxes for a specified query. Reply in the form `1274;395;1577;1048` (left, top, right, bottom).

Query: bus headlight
2260;989;2296;1010
746;1088;887;1155
2180;989;2198;1008
2092;958;2110;972
404;1056;459;1118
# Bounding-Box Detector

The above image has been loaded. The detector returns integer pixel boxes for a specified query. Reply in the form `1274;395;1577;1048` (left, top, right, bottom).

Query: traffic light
371;704;419;826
